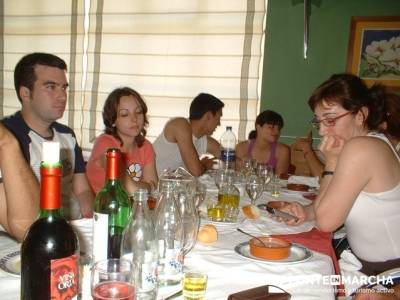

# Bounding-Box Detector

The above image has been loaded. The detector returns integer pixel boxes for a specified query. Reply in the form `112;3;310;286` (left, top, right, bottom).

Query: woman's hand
275;202;308;226
318;135;345;169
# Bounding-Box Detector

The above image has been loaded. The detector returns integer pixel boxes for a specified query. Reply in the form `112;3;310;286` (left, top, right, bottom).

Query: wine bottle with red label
21;141;79;300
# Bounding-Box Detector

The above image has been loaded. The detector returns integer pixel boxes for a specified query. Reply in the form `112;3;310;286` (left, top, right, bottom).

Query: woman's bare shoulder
235;140;249;156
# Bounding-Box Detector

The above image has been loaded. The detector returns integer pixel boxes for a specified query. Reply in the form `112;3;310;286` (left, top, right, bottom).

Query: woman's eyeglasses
310;112;351;129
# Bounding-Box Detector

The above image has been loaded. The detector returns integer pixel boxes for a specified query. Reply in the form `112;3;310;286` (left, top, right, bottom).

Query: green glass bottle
92;148;130;263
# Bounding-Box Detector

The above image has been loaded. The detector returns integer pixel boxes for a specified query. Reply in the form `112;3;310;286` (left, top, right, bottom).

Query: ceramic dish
0;249;21;276
234;242;312;264
302;193;317;201
249;237;291;260
286;183;310;192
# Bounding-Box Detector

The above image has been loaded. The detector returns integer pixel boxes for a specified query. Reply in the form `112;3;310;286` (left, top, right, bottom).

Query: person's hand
293;137;313;153
271;201;307;226
200;156;215;171
318;135;345;169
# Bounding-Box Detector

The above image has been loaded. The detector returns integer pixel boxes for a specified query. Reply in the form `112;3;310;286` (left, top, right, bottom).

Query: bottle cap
42;141;60;164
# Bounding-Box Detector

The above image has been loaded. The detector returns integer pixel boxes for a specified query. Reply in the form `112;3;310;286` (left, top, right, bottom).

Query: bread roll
197;224;218;243
242;204;260;219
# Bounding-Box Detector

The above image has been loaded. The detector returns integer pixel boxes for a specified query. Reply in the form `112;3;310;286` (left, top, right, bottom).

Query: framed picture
346;16;400;91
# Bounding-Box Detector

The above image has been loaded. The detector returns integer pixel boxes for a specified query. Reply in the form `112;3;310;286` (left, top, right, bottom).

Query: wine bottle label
50;254;78;300
92;212;108;262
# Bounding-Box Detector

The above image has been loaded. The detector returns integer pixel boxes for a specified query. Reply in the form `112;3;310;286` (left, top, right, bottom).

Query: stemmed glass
245;174;264;205
256;163;273;191
213;169;235;189
240;158;256;179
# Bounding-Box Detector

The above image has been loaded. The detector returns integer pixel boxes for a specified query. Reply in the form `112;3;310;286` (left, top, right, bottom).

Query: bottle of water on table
220;126;236;170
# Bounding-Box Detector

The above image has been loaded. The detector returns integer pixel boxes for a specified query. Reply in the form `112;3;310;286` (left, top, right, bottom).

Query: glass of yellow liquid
270;174;281;198
182;271;208;300
207;203;225;221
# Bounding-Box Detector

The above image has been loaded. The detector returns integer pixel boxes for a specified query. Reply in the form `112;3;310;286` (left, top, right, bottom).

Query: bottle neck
39;162;63;217
106;152;121;181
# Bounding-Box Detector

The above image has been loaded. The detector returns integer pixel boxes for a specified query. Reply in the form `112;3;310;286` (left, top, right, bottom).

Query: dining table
0;172;342;300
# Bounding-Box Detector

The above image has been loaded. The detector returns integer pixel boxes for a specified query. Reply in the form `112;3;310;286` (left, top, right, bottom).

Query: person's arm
311;136;398;232
292;136;324;177
275;143;291;176
235;141;247;171
0;124;39;241
123;160;158;195
72;173;94;218
206;136;221;158
167;119;206;176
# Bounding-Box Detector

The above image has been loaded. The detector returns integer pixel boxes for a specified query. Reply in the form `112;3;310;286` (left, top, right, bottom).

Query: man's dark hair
189;93;224;120
14;52;67;103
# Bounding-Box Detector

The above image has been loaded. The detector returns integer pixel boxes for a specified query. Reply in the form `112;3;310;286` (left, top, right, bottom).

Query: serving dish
249;237;291;260
234;242;312;264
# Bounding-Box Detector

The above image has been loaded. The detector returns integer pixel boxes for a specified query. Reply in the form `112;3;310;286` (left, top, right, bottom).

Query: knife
257;204;299;222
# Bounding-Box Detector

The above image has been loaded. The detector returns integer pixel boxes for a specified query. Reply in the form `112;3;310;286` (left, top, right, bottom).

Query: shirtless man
153;93;224;176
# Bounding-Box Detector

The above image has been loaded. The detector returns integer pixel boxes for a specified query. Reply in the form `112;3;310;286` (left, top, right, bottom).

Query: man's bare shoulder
164;117;192;141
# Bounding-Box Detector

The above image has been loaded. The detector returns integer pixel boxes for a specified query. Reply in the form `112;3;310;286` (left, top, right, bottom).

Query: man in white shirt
153;93;224;176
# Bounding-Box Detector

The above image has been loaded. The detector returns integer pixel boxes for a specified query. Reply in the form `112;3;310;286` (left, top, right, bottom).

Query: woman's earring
112;124;116;127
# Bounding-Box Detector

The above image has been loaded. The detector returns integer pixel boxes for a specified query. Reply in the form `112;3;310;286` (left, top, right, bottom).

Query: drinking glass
245;174;264;205
182;271;208;300
256;163;273;191
91;258;135;300
213;169;235;189
241;158;256;178
270;174;281;198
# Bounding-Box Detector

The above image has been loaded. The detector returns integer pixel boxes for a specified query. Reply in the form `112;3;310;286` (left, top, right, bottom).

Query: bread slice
242;204;260;219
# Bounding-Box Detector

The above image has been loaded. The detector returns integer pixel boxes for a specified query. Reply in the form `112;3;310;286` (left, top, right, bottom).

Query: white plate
281;188;311;195
234;242;312;264
201;218;243;227
200;212;244;227
0;249;21;276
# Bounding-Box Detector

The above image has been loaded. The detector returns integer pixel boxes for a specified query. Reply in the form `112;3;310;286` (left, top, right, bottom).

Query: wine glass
91;258;135;300
256;163;273;191
245;174;264;205
241;158;256;179
213;169;235;189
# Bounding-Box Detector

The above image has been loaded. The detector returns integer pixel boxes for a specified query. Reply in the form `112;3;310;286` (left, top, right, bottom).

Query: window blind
0;0;267;155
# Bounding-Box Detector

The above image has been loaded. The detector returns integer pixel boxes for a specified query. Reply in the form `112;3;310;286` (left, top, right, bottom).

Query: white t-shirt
153;119;207;175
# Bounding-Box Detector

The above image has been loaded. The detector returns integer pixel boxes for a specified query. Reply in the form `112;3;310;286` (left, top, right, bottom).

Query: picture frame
346;16;400;91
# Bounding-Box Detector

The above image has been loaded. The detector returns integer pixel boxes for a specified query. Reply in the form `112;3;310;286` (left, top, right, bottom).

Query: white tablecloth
0;175;337;300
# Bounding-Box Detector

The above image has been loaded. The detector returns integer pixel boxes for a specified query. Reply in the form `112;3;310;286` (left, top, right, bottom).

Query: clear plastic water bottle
121;189;158;300
154;180;184;286
220;126;236;170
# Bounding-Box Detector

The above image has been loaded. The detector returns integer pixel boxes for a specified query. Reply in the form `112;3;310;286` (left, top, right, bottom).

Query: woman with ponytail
281;74;400;277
